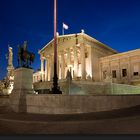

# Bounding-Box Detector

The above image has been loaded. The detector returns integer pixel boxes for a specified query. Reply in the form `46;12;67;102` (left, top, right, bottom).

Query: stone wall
99;49;140;84
0;95;11;112
111;83;140;95
0;96;10;106
26;94;140;114
34;81;140;95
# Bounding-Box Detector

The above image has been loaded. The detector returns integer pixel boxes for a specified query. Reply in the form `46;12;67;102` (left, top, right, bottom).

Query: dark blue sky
0;0;140;80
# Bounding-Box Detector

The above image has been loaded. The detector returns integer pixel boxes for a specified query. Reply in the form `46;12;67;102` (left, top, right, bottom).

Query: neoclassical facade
100;49;140;85
35;31;117;83
33;31;140;86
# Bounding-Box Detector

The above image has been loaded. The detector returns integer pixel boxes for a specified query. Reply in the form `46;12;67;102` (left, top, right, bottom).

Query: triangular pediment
39;33;81;53
39;33;118;55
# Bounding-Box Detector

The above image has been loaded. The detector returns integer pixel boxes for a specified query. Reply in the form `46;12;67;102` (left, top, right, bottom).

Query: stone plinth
10;68;34;113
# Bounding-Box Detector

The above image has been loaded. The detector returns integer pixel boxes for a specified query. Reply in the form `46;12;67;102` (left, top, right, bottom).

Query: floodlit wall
100;49;140;85
26;94;140;114
34;81;140;95
111;83;140;95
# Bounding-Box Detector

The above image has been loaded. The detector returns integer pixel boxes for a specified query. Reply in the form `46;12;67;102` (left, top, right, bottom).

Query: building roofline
82;33;118;53
39;32;118;54
100;49;140;60
38;33;81;54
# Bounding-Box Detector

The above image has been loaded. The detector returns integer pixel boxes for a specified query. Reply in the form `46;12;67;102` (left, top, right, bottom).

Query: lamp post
51;0;62;94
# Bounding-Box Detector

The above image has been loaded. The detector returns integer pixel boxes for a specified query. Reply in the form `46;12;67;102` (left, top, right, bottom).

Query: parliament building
33;31;140;87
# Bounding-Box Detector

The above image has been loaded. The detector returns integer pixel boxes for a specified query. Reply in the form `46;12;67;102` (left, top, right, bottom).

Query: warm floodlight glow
68;64;73;68
76;43;80;47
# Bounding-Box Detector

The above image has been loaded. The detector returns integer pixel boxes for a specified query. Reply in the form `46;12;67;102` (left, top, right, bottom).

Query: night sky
0;0;140;80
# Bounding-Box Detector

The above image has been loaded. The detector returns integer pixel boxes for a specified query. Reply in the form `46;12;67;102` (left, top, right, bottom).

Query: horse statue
17;41;35;68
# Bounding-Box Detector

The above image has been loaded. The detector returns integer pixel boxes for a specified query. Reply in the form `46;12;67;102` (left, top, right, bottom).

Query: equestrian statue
17;41;35;68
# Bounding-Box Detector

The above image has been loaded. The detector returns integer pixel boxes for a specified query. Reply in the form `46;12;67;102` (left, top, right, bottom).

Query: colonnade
40;45;92;82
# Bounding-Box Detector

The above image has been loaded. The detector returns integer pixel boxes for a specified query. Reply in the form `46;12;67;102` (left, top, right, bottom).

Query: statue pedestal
10;68;34;113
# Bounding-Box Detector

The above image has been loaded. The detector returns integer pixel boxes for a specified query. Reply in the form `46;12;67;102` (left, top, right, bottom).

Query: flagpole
62;27;64;35
51;0;62;94
62;23;64;35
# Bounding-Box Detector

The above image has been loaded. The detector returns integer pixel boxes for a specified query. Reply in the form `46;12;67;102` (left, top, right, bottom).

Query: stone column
80;44;86;80
41;58;44;81
74;46;78;79
45;59;48;81
50;54;54;81
61;52;65;79
67;48;71;67
49;55;52;81
88;46;92;79
47;57;50;81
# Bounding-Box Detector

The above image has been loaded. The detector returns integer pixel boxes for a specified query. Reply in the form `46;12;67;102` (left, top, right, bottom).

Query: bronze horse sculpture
17;42;35;68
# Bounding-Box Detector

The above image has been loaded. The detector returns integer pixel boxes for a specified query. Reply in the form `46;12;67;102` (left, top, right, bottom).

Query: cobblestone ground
0;105;140;134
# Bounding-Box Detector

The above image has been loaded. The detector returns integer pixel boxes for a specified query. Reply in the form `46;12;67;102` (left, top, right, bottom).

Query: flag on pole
62;23;69;35
63;23;69;30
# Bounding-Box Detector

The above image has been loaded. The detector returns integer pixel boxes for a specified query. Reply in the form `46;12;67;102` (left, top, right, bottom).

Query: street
0;106;140;134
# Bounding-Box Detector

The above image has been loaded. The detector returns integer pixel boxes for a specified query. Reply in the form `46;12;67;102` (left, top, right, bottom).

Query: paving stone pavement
0;105;140;134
